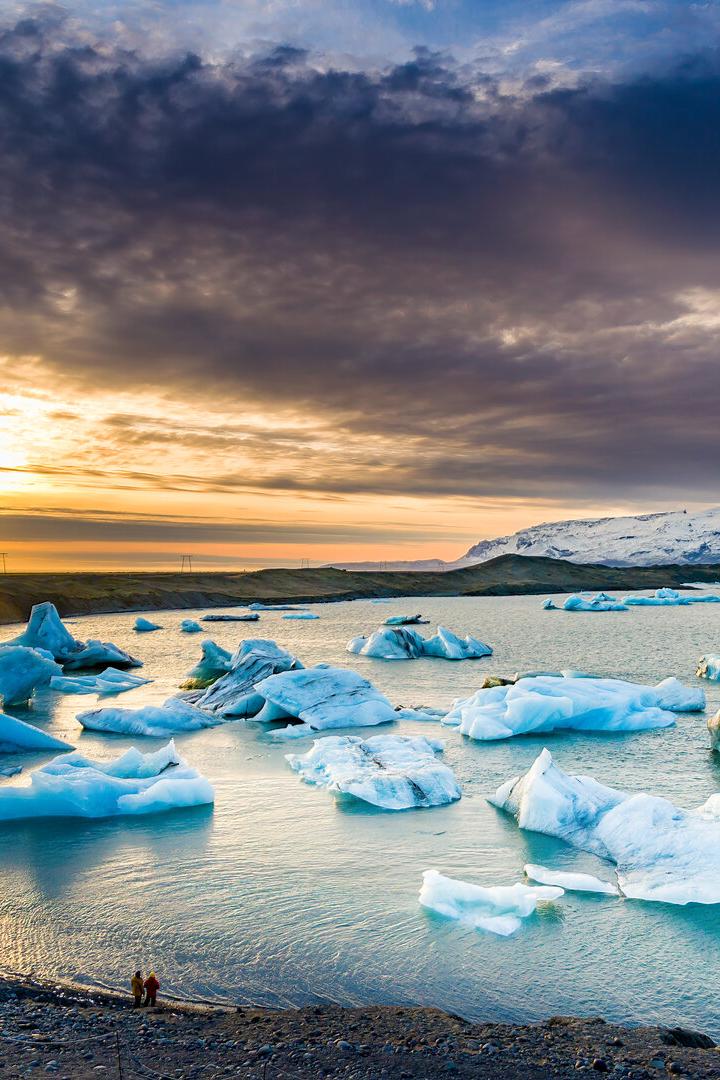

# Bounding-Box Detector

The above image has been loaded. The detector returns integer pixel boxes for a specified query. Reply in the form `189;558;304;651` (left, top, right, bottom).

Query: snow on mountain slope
327;508;720;570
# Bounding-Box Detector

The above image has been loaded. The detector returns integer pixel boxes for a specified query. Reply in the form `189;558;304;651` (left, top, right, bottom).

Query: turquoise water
1;594;720;1030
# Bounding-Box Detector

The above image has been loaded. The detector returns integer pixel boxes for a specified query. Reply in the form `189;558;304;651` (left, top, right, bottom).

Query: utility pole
0;553;7;574
299;558;310;569
180;554;193;573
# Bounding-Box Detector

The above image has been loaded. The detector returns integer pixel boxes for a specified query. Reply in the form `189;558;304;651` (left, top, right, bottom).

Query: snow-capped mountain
328;508;720;571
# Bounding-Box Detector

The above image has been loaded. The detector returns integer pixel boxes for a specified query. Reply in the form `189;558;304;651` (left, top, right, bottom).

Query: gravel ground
1;973;719;1080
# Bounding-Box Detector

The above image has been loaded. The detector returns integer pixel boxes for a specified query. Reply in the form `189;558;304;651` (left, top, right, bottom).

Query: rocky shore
1;973;719;1080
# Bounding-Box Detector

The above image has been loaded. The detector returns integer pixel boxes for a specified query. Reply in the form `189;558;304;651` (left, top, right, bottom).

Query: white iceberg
0;709;73;753
524;863;619;896
193;639;302;717
285;734;460;809
708;711;720;751
0;645;62;706
200;613;260;622
697;656;720;681
441;675;702;742
621;587;720;607
562;594;628;612
4;603;141;669
419;869;563;935
78;698;220;737
282;613;319;620
384;614;429;626
252;665;396;732
542;599;556;610
491;748;720;905
180;619;202;633
50;668;151;696
180;641;233;689
248;603;307;611
347;626;492;661
0;740;213;821
134;617;162;632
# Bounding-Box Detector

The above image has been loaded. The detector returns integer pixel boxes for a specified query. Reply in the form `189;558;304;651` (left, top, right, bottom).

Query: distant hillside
1;555;719;624
328;507;720;571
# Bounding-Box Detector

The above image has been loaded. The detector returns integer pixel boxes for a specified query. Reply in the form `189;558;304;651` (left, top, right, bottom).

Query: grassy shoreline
2;554;720;623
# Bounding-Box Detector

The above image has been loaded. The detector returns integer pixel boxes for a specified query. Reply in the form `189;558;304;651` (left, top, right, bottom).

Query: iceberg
347;626;492;661
180;619;202;633
708;711;720;751
200;613;260;622
50;668;151;696
282;613;319;620
542;599;556;610
441;675;702;742
491;748;720;905
180;641;233;689
0;765;22;778
248;603;307;611
78;698;220;737
193;639;302;717
383;614;429;626
621;587;720;607
524;863;619;896
0;740;213;821
0;709;73;753
285;734;460;809
419;869;563;935
252;666;396;732
134;617;162;632
562;594;628;612
4;603;141;669
697;656;720;682
0;645;62;706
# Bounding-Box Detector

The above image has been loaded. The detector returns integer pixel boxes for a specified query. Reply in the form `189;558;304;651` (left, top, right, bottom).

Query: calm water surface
1;594;720;1030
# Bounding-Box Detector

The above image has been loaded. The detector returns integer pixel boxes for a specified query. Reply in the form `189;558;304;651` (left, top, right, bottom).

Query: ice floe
0;645;62;706
192;640;302;717
561;594;629;612
419;869;563;935
491;748;720;905
697;656;720;681
347;626;492;661
180;619;202;633
134;617;162;632
383;614;429;626
248;603;307;611
524;863;619;896
708;711;720;751
285;734;460;809
441;675;702;741
201;613;260;622
0;740;213;820
78;698;219;737
282;613;319;620
622;588;720;607
0;709;73;753
50;668;151;696
5;603;141;670
252;666;396;733
180;641;233;689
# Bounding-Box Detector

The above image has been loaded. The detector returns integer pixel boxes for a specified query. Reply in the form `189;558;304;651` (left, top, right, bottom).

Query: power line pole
0;553;7;574
180;554;193;573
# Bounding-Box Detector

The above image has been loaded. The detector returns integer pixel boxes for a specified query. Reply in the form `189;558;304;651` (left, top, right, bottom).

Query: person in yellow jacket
131;971;144;1007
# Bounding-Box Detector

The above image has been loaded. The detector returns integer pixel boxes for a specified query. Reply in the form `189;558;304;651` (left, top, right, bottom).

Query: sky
2;0;720;570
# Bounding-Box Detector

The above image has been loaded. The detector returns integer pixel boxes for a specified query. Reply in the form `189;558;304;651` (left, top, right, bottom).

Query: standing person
131;971;144;1007
143;971;160;1007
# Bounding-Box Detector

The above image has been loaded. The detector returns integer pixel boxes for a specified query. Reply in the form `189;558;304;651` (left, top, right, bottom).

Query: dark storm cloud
2;14;720;502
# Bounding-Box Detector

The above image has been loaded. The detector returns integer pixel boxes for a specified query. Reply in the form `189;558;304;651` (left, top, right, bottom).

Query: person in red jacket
143;972;160;1007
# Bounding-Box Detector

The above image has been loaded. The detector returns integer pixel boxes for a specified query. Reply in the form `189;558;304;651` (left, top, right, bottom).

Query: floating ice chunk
562;594;628;612
78;698;219;736
419;869;563;935
134;617;162;632
200;613;260;622
347;626;492;661
0;765;22;778
441;675;698;742
282;613;319;620
697;656;720;681
384;614;429;626
285;734;460;809
0;740;213;820
5;602;141;669
194;639;301;717
248;603;308;611
708;711;720;751
0;709;73;753
253;666;396;730
50;668;151;696
542;599;557;610
180;641;233;689
0;645;62;705
524;863;619;896
180;619;202;633
619;588;720;607
491;748;720;905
